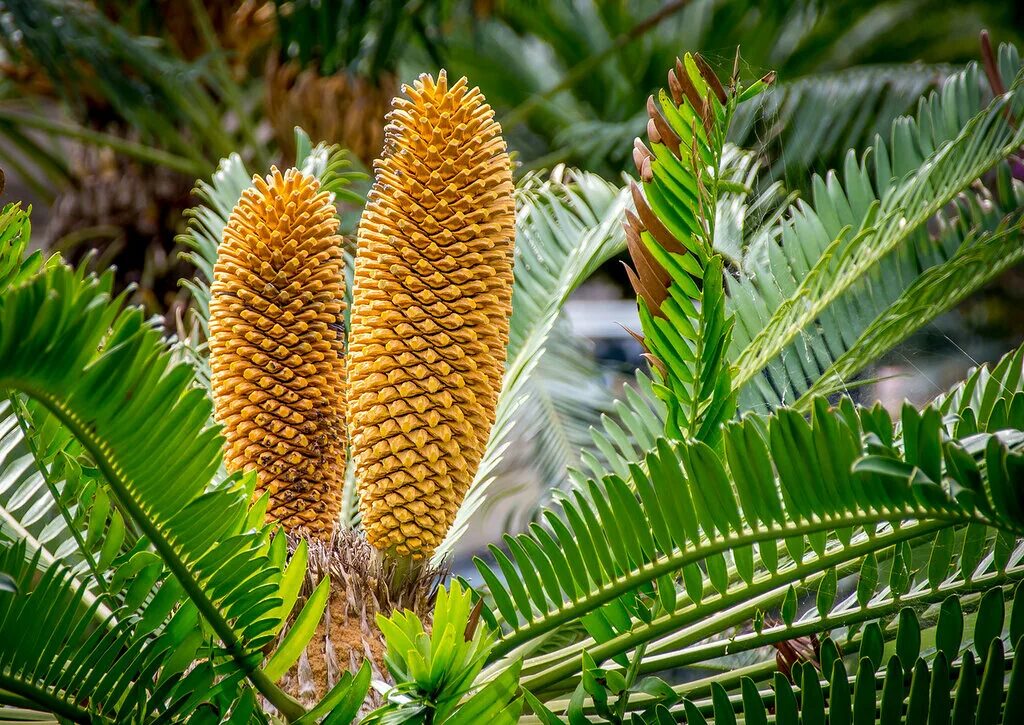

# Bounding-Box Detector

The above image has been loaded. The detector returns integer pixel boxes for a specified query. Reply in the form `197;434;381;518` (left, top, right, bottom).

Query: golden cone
209;167;346;537
348;71;515;558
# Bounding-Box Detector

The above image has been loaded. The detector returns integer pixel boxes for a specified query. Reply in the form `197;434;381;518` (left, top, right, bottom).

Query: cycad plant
3;41;1024;725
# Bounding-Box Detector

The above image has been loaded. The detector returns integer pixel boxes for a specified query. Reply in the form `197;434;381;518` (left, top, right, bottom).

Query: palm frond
0;540;238;723
624;54;778;448
730;63;955;183
795;174;1024;406
730;46;1024;413
468;341;1024;705
0;257;307;718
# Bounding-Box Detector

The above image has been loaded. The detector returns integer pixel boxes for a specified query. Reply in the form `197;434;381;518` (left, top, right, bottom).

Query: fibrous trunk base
275;529;446;713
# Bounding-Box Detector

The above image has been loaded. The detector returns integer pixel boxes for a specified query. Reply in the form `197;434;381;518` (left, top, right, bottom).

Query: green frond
568;370;666;489
367;582;522;724
593;588;1024;723
933;343;1024;433
0;206;126;607
730;63;956;183
730;46;1024;413
0;394;132;623
794;171;1024;407
532;345;1024;721
0;204;45;292
470;342;1024;705
0;540;224;723
659;622;1020;723
624;54;776;447
712;144;794;270
0;257;307;718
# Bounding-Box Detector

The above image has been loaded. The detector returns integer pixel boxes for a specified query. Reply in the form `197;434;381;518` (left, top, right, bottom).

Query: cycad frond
623;53;773;447
348;71;515;558
0;257;311;718
730;63;955;183
0;395;129;621
0;207;128;606
472;344;1024;703
596;609;1022;722
730;46;1024;412
795;176;1024;407
0;541;203;723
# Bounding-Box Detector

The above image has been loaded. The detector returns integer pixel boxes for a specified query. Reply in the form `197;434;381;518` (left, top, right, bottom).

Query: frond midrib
489;506;977;661
0;670;101;725
0;380;302;720
512;519;957;694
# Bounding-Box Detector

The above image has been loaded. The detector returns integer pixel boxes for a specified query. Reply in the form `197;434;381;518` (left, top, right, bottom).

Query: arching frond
0;207;131;605
731;63;955;183
0;259;310;719
470;342;1024;705
729;47;1024;413
793;186;1024;408
548;599;1024;723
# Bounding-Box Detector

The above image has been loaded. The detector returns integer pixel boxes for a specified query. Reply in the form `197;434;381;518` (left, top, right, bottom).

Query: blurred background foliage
1;0;1022;319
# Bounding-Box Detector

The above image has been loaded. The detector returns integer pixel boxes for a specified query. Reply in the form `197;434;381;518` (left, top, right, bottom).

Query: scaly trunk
275;531;446;714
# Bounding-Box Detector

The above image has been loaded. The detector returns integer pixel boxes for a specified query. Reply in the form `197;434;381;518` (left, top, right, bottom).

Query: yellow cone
209;167;346;537
348;71;515;558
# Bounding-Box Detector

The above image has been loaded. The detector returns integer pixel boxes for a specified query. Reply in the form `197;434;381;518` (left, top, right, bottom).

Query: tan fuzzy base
274;530;446;714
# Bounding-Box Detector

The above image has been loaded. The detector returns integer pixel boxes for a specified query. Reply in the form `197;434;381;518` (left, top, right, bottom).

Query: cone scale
208;168;347;537
348;71;515;559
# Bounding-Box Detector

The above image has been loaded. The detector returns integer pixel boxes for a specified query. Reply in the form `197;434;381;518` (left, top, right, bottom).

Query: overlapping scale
348;71;515;558
209;167;346;537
